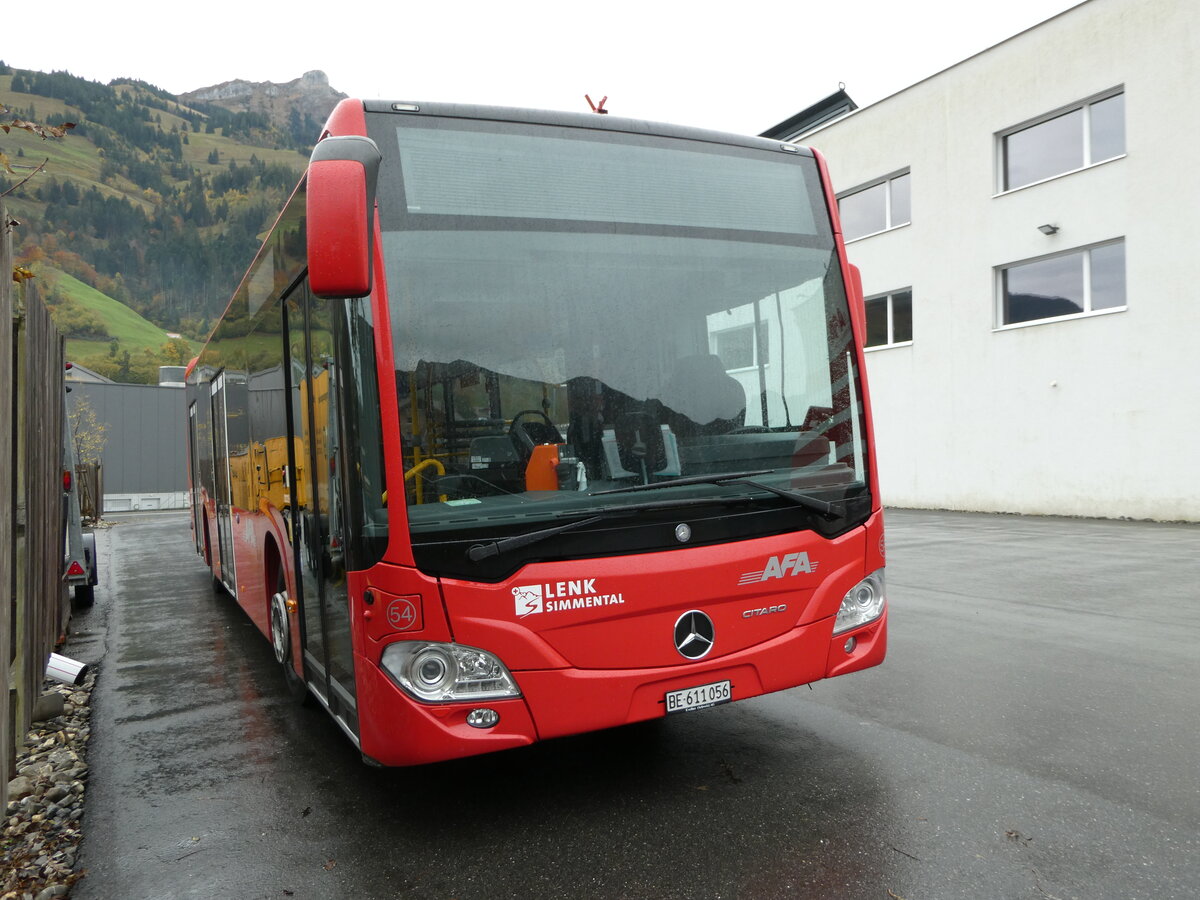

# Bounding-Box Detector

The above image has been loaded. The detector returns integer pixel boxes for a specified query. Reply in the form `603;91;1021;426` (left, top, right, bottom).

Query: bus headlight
381;642;521;703
833;569;886;634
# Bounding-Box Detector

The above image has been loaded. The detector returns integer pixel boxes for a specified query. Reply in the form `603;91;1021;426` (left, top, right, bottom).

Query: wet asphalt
67;509;1200;900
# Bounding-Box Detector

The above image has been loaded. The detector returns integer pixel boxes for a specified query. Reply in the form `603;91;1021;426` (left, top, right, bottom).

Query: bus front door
288;287;359;741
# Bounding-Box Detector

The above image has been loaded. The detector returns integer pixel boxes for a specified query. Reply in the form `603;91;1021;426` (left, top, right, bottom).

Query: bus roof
358;99;816;158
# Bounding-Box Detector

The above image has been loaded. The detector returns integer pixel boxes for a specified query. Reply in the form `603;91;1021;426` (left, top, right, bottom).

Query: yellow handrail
404;457;447;504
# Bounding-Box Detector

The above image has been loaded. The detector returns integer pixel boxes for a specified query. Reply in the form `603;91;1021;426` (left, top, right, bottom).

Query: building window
864;289;913;348
712;321;769;370
1000;91;1124;191
838;172;910;241
998;240;1125;327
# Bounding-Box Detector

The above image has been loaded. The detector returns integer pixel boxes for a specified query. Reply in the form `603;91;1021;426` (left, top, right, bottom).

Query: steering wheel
509;409;563;459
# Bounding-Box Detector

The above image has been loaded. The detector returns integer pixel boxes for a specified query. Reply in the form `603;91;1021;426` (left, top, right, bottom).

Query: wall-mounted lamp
1038;223;1059;235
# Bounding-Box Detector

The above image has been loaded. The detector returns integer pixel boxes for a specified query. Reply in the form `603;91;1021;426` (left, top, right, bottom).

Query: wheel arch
264;533;283;602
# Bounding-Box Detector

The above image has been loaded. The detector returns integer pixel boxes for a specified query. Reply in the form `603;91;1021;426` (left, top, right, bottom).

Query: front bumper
357;607;886;766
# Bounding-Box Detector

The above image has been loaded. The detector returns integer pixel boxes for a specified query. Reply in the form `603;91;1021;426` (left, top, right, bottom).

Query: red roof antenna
585;94;609;115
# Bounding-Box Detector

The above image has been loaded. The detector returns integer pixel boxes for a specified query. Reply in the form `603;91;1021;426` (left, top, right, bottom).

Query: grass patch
43;267;198;355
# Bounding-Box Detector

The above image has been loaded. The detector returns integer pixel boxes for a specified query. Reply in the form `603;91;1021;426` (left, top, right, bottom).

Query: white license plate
664;679;732;714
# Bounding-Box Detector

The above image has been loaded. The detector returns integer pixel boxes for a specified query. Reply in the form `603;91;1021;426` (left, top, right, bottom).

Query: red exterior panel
188;104;888;767
439;527;865;671
357;663;538;767
352;510;886;766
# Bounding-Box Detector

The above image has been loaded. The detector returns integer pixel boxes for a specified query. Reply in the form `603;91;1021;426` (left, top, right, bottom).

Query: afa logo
513;584;544;617
738;552;819;585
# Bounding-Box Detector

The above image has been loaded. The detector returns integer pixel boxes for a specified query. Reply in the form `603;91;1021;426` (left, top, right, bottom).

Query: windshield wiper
466;495;755;561
591;469;772;496
468;515;612;561
591;470;845;520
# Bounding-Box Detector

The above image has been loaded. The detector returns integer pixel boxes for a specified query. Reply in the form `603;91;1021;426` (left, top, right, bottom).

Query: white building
766;0;1200;522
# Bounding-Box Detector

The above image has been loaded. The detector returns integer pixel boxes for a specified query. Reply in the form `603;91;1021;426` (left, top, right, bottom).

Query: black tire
271;568;312;706
73;584;95;607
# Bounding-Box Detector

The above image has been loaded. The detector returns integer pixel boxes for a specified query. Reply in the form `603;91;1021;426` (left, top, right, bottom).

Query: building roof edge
780;0;1095;141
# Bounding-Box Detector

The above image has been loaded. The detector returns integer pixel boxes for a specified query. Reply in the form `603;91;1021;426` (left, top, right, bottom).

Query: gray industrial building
68;380;188;511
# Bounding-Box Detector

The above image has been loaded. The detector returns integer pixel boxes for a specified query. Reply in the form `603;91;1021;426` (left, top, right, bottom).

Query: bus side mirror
847;263;866;346
307;135;383;299
848;263;864;307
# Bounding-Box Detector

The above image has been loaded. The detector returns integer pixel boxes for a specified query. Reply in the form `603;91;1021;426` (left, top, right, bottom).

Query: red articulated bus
184;99;887;766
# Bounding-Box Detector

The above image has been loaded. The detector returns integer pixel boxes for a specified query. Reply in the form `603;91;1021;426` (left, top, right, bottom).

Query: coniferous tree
7;64;308;373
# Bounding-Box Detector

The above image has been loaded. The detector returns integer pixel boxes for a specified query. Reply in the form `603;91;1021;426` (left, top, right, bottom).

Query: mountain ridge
180;70;346;134
1;63;342;381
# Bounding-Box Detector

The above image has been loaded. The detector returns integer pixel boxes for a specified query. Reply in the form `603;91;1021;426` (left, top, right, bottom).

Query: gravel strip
2;670;95;900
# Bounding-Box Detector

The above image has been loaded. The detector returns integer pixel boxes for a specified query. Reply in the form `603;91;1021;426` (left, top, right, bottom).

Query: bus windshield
370;114;870;578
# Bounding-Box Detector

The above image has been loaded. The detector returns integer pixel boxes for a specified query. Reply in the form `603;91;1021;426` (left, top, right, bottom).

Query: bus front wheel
270;570;311;706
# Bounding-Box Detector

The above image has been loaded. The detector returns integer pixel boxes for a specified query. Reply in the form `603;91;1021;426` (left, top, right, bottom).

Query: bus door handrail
404;455;448;504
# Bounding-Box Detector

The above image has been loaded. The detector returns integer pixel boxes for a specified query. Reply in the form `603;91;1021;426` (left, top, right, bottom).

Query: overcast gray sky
9;0;1084;135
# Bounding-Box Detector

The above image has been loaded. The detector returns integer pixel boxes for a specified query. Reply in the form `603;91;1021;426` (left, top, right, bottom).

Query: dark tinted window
1090;242;1126;311
1003;253;1084;324
864;291;912;348
1005;109;1083;190
840;182;887;241
865;297;889;347
368;112;872;578
1003;93;1124;191
892;290;913;343
889;175;911;228
1090;94;1126;163
1001;242;1124;326
839;173;910;242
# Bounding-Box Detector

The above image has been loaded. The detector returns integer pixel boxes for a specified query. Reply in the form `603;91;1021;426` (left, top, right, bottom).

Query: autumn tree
159;337;192;366
68;395;108;521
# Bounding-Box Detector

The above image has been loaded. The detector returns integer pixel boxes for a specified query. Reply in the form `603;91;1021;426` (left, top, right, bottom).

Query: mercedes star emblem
673;610;715;659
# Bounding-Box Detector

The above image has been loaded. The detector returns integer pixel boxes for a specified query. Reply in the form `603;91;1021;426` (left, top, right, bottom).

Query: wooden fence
2;198;71;789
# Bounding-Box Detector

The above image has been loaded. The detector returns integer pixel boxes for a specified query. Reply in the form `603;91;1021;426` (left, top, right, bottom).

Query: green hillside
53;269;177;344
37;267;199;381
0;62;316;381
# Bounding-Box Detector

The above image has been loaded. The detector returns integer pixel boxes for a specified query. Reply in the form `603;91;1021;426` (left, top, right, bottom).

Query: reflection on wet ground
74;510;1200;899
